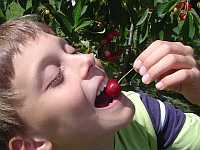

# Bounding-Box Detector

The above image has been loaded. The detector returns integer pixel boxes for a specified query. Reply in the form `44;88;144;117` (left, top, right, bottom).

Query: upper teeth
97;78;108;96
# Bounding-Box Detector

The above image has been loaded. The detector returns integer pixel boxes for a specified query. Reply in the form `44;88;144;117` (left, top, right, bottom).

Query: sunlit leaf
73;0;82;26
138;19;149;44
81;40;90;47
136;9;148;25
54;0;62;10
75;18;93;31
162;0;178;13
56;13;73;35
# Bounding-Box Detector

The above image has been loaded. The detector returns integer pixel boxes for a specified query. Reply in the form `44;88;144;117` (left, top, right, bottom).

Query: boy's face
12;33;134;147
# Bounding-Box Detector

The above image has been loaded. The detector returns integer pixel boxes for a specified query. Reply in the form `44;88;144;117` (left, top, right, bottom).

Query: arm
133;40;200;105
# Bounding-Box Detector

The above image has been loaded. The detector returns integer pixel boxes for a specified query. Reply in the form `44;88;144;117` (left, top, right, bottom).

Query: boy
0;15;199;150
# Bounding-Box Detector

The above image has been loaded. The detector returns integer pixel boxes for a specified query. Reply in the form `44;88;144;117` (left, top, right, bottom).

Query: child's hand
133;40;200;105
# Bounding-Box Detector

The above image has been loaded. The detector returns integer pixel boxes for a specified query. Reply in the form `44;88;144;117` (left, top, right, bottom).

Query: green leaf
108;0;125;26
80;5;88;17
126;0;138;25
23;5;38;15
150;21;164;36
136;9;148;26
121;85;135;92
42;3;57;15
182;12;195;42
127;0;140;10
148;0;158;7
75;18;93;31
81;40;90;47
90;27;106;34
150;3;168;24
0;0;5;12
162;0;178;14
73;0;82;26
104;63;114;79
0;9;4;18
192;13;200;35
138;19;149;44
158;30;164;40
56;13;73;36
172;14;181;36
54;0;62;11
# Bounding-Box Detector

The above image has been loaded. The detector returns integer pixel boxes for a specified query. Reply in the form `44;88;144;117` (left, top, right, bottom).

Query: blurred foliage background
1;0;200;115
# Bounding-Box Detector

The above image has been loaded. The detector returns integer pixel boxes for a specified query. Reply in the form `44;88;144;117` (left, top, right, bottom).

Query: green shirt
114;91;200;150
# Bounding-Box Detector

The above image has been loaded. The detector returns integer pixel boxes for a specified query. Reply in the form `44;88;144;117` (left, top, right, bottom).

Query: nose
67;53;95;79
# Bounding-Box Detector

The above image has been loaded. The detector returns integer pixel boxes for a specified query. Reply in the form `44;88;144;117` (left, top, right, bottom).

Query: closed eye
48;66;64;88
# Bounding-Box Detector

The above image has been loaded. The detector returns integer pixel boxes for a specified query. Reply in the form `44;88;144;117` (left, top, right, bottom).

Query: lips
95;78;114;108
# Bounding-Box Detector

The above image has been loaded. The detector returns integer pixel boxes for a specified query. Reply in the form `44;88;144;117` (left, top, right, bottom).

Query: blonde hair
0;15;56;149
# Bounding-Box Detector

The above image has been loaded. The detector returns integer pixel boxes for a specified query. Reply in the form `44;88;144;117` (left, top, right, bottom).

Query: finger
134;40;165;70
141;54;196;84
134;41;194;73
155;69;196;91
136;40;169;62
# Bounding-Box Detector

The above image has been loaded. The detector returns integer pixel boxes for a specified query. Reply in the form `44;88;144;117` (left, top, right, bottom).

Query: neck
56;134;115;150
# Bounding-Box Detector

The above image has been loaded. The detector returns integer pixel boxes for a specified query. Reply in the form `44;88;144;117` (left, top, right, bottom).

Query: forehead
12;33;64;90
13;33;58;66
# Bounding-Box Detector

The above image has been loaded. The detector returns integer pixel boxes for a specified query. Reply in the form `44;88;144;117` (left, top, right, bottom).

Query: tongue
95;90;113;108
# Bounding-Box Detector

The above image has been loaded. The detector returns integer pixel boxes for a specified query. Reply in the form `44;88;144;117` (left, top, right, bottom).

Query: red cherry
178;2;185;10
111;29;119;36
185;4;192;10
188;4;192;9
107;56;113;62
107;32;114;41
173;7;179;13
105;78;121;98
146;5;151;9
107;56;117;62
113;55;117;61
115;49;123;56
180;13;186;20
104;50;111;57
100;39;108;45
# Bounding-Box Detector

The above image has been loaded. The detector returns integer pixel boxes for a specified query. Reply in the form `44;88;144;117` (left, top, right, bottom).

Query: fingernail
139;66;147;76
142;74;149;83
156;82;163;90
134;60;142;69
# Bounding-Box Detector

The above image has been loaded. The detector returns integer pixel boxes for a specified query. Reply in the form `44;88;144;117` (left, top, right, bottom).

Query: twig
117;23;134;81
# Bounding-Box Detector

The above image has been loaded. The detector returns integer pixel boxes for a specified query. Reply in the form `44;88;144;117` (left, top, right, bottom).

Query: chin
109;95;135;132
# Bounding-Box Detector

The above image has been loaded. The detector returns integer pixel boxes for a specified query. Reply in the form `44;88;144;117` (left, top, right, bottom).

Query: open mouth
95;89;114;108
95;78;114;108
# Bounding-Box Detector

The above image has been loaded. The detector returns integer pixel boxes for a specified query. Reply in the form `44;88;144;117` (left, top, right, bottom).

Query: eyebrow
32;37;66;90
34;55;51;91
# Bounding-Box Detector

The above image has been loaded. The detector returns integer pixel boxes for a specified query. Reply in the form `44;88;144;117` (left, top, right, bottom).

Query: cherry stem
118;67;134;84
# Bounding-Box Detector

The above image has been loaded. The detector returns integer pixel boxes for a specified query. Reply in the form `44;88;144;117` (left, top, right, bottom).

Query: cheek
38;88;93;124
37;92;96;141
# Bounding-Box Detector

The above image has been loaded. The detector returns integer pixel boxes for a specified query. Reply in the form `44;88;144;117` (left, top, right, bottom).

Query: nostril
83;64;94;79
88;64;94;73
79;54;96;79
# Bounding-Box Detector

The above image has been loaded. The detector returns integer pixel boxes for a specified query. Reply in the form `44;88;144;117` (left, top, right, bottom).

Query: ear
9;136;52;150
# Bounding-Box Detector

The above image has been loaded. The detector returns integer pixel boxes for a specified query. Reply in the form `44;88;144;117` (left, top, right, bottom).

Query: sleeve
166;113;200;150
139;92;186;150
